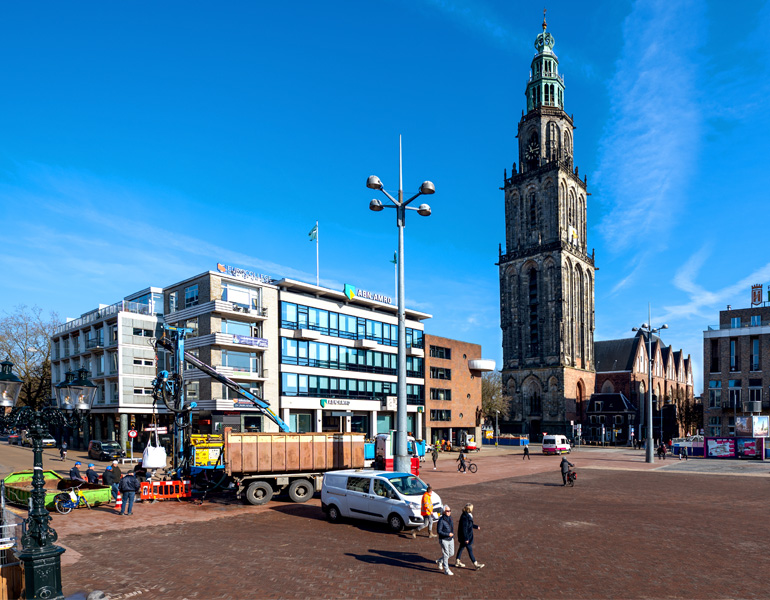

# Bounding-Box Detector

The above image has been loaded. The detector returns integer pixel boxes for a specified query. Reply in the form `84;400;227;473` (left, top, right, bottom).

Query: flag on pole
390;251;397;265
308;224;318;241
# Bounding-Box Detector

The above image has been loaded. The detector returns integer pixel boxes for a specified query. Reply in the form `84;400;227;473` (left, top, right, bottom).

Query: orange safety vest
421;492;433;516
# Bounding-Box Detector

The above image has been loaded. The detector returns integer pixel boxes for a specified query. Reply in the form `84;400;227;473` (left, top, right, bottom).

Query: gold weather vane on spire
543;8;547;31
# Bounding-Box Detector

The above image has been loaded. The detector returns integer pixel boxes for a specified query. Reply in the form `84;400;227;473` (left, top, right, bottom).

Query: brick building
498;18;596;439
423;334;493;446
703;304;770;437
593;331;695;443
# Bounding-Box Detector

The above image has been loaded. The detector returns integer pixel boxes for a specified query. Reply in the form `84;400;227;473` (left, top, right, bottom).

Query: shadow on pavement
345;549;437;571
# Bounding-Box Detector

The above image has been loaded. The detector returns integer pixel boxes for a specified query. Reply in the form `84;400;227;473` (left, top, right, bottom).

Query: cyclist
457;450;467;474
560;456;575;486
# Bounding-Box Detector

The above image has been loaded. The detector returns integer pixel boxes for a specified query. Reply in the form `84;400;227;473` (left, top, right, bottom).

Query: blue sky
2;0;769;395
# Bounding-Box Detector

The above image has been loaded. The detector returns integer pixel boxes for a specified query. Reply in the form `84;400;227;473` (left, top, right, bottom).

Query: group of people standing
67;458;144;516
412;485;484;576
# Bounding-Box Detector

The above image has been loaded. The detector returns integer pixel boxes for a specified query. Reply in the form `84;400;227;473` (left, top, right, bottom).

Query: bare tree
676;394;703;437
481;370;511;423
0;305;59;409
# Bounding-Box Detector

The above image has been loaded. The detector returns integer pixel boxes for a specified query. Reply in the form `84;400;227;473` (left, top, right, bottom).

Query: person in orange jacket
411;485;437;538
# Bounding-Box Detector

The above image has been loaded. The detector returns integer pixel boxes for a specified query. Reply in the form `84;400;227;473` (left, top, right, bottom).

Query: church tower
498;15;595;438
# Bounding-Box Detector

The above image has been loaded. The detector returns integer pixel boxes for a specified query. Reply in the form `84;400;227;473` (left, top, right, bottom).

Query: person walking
85;463;99;484
435;505;455;576
560;456;574;486
457;451;467;474
455;503;484;570
111;460;122;482
118;471;141;515
59;440;68;461
523;445;530;460
412;485;438;538
432;445;439;470
69;461;86;482
102;465;117;501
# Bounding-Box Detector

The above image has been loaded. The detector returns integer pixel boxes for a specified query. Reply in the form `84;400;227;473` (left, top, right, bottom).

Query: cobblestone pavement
27;448;766;600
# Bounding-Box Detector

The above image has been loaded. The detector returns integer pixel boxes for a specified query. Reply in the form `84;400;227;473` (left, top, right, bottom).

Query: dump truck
223;428;365;505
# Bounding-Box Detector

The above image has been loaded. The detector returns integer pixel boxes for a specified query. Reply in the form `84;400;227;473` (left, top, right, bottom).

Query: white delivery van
542;435;571;455
321;470;442;532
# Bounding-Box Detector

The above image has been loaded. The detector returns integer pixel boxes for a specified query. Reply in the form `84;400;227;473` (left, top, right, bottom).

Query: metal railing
55;300;155;335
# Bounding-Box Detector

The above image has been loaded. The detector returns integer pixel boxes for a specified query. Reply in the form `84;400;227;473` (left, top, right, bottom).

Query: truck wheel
288;479;313;503
245;481;273;505
327;504;341;523
388;513;405;532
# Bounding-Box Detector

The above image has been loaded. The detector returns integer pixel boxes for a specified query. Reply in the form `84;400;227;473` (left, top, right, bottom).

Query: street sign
144;426;168;434
128;430;138;438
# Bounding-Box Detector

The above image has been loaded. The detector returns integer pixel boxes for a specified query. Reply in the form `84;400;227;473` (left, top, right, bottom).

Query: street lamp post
367;137;434;474
495;410;500;447
632;307;668;464
0;360;96;600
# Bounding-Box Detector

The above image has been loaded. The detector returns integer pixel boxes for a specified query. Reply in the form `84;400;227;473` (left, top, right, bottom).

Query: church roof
587;392;637;413
594;337;639;372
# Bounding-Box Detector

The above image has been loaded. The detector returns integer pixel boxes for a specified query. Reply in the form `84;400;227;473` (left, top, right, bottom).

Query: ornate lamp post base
18;545;66;600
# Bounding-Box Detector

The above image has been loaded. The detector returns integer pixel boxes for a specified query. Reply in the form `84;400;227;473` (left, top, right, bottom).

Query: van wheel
245;481;273;505
288;479;313;503
388;513;405;532
327;504;341;523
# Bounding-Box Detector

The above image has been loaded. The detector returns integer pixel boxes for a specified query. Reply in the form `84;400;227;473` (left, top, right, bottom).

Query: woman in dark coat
454;503;484;570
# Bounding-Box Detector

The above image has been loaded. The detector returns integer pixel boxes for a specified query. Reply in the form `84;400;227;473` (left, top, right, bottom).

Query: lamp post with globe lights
367;138;434;474
0;360;96;600
632;308;668;464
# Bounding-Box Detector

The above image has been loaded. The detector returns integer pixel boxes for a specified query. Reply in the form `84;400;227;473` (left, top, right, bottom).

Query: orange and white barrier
140;480;192;501
115;493;122;511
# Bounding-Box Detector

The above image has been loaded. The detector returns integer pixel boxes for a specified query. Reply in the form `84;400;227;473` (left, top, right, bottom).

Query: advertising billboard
735;417;752;437
753;416;769;438
706;438;735;458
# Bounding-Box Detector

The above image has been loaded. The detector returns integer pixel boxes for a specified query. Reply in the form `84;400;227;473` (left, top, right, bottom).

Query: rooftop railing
55;300;155;336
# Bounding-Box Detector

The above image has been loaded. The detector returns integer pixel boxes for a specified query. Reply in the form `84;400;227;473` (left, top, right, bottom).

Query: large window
281;338;422;377
728;380;741;409
281;302;423;348
710;339;719;372
185;285;199;308
708;416;721;437
169;291;178;313
222;319;253;337
730;340;739;371
430;388;451;401
281;372;423;405
708;381;721;408
429;345;451;360
221;283;260;310
731;317;741;328
751;315;761;327
222;350;259;373
430;410;451;422
751;338;760;371
430;367;451;380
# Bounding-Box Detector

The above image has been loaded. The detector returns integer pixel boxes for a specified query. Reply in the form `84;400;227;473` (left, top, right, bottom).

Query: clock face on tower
525;140;540;161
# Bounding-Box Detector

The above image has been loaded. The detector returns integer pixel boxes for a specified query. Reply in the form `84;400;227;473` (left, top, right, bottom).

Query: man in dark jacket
102;465;117;500
118;471;141;516
435;505;455;576
69;461;86;482
85;463;99;484
560;456;575;486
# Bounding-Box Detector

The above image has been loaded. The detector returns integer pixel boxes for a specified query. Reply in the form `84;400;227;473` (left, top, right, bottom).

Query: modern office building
424;334;494;446
703;300;770;437
276;278;430;438
51;288;167;449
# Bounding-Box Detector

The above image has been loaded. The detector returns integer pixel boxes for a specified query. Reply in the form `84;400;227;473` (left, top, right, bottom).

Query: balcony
186;333;268;351
86;338;105;352
407;347;424;358
468;359;496;372
294;328;321;341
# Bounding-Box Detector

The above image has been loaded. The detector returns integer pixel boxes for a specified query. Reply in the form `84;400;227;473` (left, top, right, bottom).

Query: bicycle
566;469;577;487
53;485;91;514
457;459;478;474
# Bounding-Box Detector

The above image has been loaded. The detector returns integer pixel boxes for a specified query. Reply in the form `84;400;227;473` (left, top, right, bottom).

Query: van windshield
382;474;427;496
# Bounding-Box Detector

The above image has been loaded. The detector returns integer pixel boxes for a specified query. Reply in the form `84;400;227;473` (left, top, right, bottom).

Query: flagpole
315;220;319;287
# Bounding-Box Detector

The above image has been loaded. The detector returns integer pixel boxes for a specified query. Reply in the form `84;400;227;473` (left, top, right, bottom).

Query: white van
321;470;442;532
542;435;571;455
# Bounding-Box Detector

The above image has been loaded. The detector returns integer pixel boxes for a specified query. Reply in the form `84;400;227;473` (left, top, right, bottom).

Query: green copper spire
525;10;565;113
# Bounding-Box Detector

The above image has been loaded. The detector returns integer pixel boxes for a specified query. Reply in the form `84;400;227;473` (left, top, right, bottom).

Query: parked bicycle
53;485;91;514
458;458;478;474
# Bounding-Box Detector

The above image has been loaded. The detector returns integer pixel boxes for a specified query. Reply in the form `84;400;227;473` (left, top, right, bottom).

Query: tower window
529;193;537;228
529;268;539;356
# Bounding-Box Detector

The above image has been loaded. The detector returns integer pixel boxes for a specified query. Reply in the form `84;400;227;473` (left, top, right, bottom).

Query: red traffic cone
115;493;122;512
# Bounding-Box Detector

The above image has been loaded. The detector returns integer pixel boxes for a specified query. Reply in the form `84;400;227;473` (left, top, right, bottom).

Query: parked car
21;431;56;447
88;440;126;462
7;434;21;445
321;470;441;532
